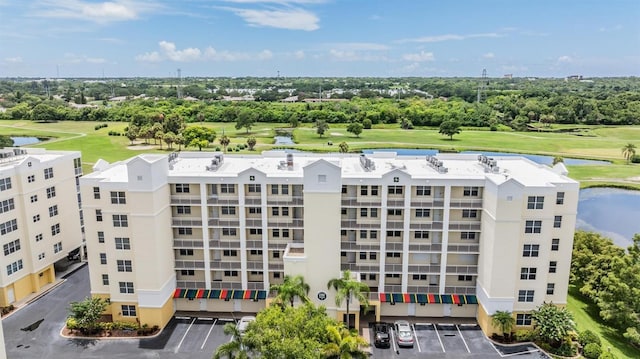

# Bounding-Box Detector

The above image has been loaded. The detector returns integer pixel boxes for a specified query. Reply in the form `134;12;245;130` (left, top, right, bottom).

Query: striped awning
173;288;267;300
379;293;477;305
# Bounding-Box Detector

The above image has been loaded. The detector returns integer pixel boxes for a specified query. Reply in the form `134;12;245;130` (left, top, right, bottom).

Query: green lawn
567;287;640;359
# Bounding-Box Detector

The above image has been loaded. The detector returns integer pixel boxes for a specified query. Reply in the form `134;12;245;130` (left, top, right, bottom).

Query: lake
11;136;41;146
274;136;295;145
577;187;640;247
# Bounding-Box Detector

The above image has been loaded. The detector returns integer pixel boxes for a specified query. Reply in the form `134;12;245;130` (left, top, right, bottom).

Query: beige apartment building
80;151;578;333
0;148;84;307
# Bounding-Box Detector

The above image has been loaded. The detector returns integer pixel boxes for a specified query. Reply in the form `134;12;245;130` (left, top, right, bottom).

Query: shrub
94;123;108;130
552;341;577;357
623;327;640;347
66;317;78;330
579;330;602;346
598;351;616;359
362;119;372;129
583;343;603;359
514;329;535;342
631;155;640;164
113;321;139;331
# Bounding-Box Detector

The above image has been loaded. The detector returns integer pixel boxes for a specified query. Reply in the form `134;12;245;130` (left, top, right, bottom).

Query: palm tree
219;135;231;153
622;143;636;164
213;322;250;359
327;270;370;329
270;274;310;307
491;310;515;339
322;323;369;359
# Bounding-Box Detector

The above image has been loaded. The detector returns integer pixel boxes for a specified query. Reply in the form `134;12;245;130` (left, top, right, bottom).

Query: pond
274;136;295;145
577;187;640;248
11;136;41;146
361;149;610;166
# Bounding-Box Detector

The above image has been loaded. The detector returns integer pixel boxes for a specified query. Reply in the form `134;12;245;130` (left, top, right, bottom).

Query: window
413;274;427;280
387;209;402;216
388;186;403;195
181;269;195;276
179;249;194;256
115;237;131;250
554;216;562;228
461;232;477;240
0;177;12;191
414;231;429;239
272;207;279;216
386;252;401;258
463;186;479;196
369;274;377;280
385;273;400;278
35;233;43;242
223;250;238;257
416;186;432;196
360;252;367;260
0;199;15;213
119;282;134;294
178;228;193;235
360;230;367;239
523;244;540;257
53;242;63;253
220;184;235;193
370;231;377;239
547;283;555;295
249;250;262;255
44;167;53;179
518;290;535;302
112;215;128;227
556;192;565;205
281;184;289;194
221;206;236;215
175;184;190;193
282;207;289;216
222;228;237;236
6;259;23;275
33;214;40;222
516;314;532;326
370;208;378;218
249;228;262;235
38;252;45;260
97;231;104;243
224;270;239;277
248;207;261;214
341;208;347;215
551;238;560;251
30;195;38;203
525;220;542;234
47;186;56;198
386;230;401;237
370;252;377;260
48;205;58;217
102;274;109;285
527;196;544;209
117;260;132;272
360;208;368;217
28;175;35;183
341;185;347;194
93;187;100;199
360;186;368;196
0;219;18;235
273;251;280;259
458;275;473;281
282;229;289;238
317;174;327;183
176;206;191;214
416;209;431;217
273;272;281;279
371;186;379;196
121;305;136;316
462;209;477;218
99;253;107;264
549;261;557;273
271;185;279;195
3;239;21;255
272;229;280;238
247;184;261;193
110;191;126;204
520;267;537;280
360;273;367;280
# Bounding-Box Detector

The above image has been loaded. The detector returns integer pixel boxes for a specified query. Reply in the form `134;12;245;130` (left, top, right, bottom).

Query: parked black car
372;322;391;348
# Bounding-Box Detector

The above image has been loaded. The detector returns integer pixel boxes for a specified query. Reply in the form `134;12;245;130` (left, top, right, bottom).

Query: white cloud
599;24;622;32
483;52;495;59
135;51;162;62
326;42;389;51
33;0;162;24
294;50;305;59
402;51;435;62
4;56;23;63
221;0;326;3
328;49;387;62
257;49;273;60
159;41;202;62
99;37;125;44
136;41;270;62
398;32;502;43
557;55;573;64
223;7;319;31
64;53;107;64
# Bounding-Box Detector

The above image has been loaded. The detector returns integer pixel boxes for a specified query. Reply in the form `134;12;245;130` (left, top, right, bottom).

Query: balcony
444;286;476;295
268;262;284;270
210;261;242;270
176;280;206;288
208;218;240;227
447;244;480;253
408;243;442;252
340;220;381;229
267;219;304;228
267;242;288;250
340;242;380;251
210;281;242;290
209;240;241;249
386;199;404;207
407;264;441;273
246;261;264;270
410;198;445;208
172;218;203;227
341;197;382;207
341;263;380;272
449;199;483;208
384;285;402;292
171;195;202;205
267;196;303;206
384;263;403;272
445;265;478;274
407;285;440;293
173;240;204;248
386;220;404;229
175;260;205;269
246;240;263;249
409;221;443;230
207;196;239;205
385;242;403;251
448;221;481;231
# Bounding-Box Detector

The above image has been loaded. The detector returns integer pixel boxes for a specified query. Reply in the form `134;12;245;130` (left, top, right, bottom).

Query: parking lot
370;322;549;359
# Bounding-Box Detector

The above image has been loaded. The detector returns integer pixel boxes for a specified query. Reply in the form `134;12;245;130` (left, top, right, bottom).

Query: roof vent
477;155;500;173
426;155;448;173
286;153;294;170
206;153;225;171
359;154;375;171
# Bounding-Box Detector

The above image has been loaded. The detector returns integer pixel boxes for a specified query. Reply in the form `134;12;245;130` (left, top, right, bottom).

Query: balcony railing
210;261;242;269
385;242;404;251
207;196;239;205
340;242;381;251
386;199;404;207
268;262;284;270
246;240;263;249
171;195;201;205
340;263;380;272
407;285;440;293
409;221;443;230
410;199;445;208
448;221;481;231
267;219;304;228
341;198;382;207
445;265;478;274
173;240;204;248
210;281;242;289
176;280;206;288
340;220;381;229
245;197;262;205
208;219;240;227
208;240;241;249
407;264;441;273
444;286;476;295
386;220;404;229
447;244;480;253
246;261;264;270
384;263;403;272
408;243;442;252
175;260;205;269
267;196;303;206
172;218;203;227
449;199;483;208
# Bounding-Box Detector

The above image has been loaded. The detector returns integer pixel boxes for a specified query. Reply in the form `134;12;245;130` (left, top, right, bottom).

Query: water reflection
577;188;640;247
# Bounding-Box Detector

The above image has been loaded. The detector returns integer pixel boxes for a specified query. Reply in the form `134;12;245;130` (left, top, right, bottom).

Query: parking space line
456;324;471;353
175;316;191;320
175;317;196;353
390;326;398;353
433;323;446;352
198;317;214;321
410;323;422;352
201;318;217;350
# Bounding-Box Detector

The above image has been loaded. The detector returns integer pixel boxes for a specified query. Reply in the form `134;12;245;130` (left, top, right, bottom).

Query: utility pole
477;69;487;103
176;68;182;99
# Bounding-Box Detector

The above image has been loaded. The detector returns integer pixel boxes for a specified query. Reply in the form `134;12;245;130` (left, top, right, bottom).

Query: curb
60;325;166;340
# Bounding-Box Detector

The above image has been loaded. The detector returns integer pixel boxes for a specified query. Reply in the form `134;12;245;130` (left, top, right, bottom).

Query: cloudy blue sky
1;0;639;78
